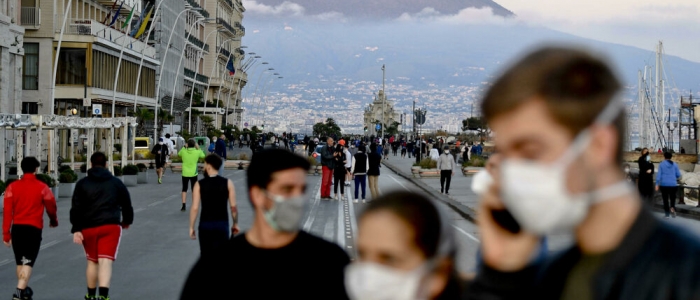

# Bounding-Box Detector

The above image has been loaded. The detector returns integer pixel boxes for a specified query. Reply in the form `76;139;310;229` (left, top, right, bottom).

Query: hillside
253;0;515;18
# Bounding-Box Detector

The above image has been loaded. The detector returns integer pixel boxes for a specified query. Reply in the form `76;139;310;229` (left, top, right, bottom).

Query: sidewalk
382;154;700;222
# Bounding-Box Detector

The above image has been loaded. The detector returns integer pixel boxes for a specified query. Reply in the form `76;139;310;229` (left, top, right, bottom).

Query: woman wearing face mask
333;143;347;200
345;191;463;300
637;148;654;205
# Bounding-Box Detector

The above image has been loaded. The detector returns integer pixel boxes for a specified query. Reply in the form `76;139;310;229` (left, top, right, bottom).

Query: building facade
364;90;399;137
0;0;24;115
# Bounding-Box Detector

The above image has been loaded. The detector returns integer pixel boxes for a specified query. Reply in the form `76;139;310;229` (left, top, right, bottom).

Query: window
22;43;39;90
56;48;86;85
21;102;38;114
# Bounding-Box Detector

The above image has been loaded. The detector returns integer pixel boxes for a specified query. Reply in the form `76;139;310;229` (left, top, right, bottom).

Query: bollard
678;185;686;205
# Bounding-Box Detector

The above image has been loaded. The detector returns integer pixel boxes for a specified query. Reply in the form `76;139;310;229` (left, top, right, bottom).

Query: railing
219;47;231;58
186;33;210;52
185;0;210;18
234;22;245;36
184;68;210;84
222;0;234;9
217;18;236;35
61;19;156;58
20;7;40;28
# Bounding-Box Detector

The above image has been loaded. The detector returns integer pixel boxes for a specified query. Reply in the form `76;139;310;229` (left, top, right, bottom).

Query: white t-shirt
344;149;352;169
162;137;175;156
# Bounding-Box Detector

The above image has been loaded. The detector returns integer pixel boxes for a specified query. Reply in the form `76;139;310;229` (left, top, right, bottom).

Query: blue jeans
354;175;366;200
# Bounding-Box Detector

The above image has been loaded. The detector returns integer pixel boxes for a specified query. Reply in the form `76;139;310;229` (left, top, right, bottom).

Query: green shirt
178;147;205;177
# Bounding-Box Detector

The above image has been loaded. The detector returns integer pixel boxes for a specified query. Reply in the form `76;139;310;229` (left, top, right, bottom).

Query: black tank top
198;176;230;223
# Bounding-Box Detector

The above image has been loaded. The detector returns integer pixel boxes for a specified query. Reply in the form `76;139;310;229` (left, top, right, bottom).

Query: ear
422;258;452;299
586;124;619;169
249;186;266;210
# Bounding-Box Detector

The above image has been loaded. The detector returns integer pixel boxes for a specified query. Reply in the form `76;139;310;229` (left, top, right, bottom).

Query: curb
382;161;478;223
652;203;700;221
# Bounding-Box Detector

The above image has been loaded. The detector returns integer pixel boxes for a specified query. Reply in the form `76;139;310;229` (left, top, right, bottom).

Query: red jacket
3;173;58;242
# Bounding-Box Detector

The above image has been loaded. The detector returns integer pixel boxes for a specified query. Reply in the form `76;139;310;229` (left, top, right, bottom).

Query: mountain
254;0;515;18
242;20;700;91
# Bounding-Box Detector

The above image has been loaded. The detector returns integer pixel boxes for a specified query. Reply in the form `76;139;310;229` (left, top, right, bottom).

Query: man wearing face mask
180;149;351;299
464;47;700;299
437;145;456;195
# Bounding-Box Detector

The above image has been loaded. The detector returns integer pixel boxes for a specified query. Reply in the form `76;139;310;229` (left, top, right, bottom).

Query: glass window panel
56;48;86;85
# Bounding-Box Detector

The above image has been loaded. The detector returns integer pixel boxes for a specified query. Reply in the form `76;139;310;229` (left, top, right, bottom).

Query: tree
129;107;154;137
157;108;174;137
385;121;400;136
462;116;490;141
313;118;342;138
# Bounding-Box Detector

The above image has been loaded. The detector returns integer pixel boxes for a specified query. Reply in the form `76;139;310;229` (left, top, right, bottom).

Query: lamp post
262;76;283;128
220;57;260;126
249;67;273;125
237;60;265;126
381;64;386;139
187;28;226;133
152;7;203;142
202;41;245;116
132;0;166;110
226;55;260;127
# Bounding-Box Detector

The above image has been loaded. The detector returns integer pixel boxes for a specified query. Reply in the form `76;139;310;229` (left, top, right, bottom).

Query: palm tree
129;107;154;137
157;108;174;137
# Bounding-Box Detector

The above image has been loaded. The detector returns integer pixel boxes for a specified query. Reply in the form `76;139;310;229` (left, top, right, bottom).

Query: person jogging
3;157;58;300
163;133;175;168
437;145;457;195
151;138;169;184
71;152;133;300
179;139;205;212
189;154;239;256
351;143;369;204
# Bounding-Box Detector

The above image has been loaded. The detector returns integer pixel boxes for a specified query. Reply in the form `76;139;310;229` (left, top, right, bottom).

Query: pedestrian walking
208;136;217;154
151;138;169;184
464;46;700;299
3;157;58;300
656;151;681;218
163;133;175;167
179;139;205;212
344;142;353;186
215;134;227;173
429;146;440;161
637;148;654;205
189;154;239;256
437;145;456;195
407;141;414;159
351;143;369;204
71;152;133;300
181;149;351;299
239;134;244;148
320;137;336;200
333;144;347;200
401;140;407;158
382;142;390;160
368;143;382;200
345;191;462;300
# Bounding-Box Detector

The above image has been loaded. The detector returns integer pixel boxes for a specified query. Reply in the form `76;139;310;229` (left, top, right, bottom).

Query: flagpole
214;51;236;127
187;28;222;133
132;0;164;111
203;37;239;116
229;57;247;127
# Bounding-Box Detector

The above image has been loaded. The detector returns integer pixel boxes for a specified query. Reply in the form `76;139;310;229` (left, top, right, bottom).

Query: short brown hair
481;46;625;163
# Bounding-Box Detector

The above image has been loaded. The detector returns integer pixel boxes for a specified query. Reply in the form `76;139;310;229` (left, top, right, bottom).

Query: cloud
243;0;305;16
365;46;379;52
396;7;517;25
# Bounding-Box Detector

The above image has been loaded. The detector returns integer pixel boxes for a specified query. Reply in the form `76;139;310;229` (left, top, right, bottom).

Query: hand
655;185;659;192
647;169;652;174
50;220;58;228
476;162;539;272
231;224;240;235
4;240;11;247
189;228;196;240
452;171;455;176
121;223;130;229
73;232;84;245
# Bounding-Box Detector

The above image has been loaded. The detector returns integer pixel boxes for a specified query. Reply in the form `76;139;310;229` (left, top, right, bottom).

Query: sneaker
362;199;366;204
158;178;162;184
84;295;96;300
181;204;186;211
664;216;670;219
98;296;110;300
353;199;358;203
672;208;677;218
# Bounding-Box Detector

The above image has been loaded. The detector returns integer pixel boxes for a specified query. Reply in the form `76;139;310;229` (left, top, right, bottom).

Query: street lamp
187;28;227;133
202;38;243;115
262;76;283;127
227;56;262;127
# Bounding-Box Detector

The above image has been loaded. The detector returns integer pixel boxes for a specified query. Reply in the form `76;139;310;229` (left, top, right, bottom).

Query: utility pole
382;64;385;139
412;99;416;139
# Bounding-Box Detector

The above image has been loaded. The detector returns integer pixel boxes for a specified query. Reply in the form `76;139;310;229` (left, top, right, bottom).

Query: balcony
186;33;210;52
20;7;40;29
222;0;234;10
217;18;236;35
61;19;157;58
219;47;231;58
184;0;211;18
184;68;210;84
235;22;245;35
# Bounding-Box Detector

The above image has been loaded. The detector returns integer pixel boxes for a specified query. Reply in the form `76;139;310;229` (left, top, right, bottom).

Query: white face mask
345;262;428;300
158;142;163;145
499;97;634;235
444;150;449;154
471;170;494;196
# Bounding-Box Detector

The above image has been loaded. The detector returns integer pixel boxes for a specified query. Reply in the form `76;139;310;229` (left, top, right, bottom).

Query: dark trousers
660;186;677;217
198;221;230;257
334;173;345;195
440;170;452;193
354;175;366;199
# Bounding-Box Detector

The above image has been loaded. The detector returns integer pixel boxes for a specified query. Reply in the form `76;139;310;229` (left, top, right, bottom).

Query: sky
242;0;700;63
494;0;700;62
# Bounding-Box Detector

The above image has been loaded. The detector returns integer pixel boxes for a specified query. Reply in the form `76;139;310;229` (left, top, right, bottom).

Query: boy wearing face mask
180;149;351;299
464;47;700;299
437;145;456;195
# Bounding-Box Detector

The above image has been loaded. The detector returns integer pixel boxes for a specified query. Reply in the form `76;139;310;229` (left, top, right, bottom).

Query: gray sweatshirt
437;153;456;171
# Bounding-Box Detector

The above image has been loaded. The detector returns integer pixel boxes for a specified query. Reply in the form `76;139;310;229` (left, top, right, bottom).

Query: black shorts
11;225;42;267
155;159;166;169
182;176;197;192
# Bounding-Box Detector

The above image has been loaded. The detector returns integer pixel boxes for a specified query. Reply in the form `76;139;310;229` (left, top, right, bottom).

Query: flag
130;3;150;37
102;0;119;25
226;57;236;76
121;6;135;29
133;6;154;39
108;0;124;27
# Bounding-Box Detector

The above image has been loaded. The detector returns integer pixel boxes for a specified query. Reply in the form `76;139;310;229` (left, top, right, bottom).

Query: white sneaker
362;199;366;203
353;199;358;203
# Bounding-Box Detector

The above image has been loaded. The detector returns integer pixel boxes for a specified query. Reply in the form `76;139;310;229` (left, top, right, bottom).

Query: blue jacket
656;159;680;187
215;139;227;159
